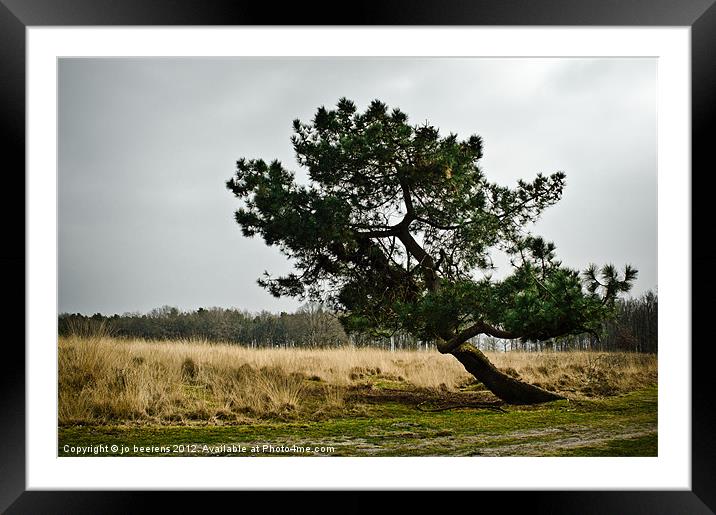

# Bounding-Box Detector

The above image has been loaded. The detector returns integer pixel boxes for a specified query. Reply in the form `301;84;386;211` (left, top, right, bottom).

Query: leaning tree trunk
450;343;564;404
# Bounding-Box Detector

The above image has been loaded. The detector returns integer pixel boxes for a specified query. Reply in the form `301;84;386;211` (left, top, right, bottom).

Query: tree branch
398;175;416;217
453;322;519;344
415;216;464;230
355;227;400;238
396;229;440;291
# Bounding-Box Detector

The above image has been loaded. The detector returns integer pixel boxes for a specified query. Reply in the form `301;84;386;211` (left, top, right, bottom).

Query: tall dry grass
58;333;656;426
488;350;657;396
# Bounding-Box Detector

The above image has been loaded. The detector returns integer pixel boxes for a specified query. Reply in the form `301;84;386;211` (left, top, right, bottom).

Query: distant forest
59;290;657;353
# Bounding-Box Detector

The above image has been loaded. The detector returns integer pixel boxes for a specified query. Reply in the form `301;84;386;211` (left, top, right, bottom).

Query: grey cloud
59;57;657;315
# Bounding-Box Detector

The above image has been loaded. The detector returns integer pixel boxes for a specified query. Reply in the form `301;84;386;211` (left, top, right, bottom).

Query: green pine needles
227;98;637;356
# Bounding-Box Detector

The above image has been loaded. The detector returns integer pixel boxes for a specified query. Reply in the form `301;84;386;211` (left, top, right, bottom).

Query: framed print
4;0;714;512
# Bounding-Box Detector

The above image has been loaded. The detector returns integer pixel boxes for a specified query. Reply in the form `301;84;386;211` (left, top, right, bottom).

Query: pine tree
226;98;637;404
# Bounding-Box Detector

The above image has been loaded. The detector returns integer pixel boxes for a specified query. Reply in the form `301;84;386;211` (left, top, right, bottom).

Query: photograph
57;56;658;458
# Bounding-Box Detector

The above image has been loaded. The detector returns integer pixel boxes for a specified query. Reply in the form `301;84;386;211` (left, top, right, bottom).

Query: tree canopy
226;98;637;356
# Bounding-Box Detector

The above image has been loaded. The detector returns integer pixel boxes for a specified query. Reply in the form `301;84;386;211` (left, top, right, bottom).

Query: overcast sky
59;57;657;316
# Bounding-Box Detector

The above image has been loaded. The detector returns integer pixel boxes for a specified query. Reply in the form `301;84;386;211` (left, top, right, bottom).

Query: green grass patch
59;386;657;457
547;432;658;457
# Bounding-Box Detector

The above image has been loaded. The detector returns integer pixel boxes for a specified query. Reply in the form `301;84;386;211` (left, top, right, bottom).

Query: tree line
59;303;346;348
59;291;656;353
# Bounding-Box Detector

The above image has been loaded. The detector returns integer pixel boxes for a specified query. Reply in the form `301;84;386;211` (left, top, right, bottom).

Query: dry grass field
57;319;657;457
59;332;656;427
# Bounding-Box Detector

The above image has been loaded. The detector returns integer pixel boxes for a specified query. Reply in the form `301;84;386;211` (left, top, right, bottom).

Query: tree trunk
450;343;564;404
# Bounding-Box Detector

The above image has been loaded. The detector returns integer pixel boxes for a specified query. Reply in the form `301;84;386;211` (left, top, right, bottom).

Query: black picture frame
3;1;713;512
